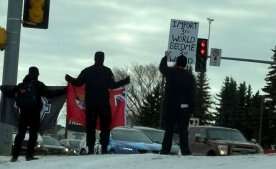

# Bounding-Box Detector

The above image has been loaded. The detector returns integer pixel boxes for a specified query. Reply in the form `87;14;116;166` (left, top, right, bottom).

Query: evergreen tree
236;82;247;130
194;72;214;125
216;77;239;127
262;47;276;147
137;83;163;128
247;91;262;141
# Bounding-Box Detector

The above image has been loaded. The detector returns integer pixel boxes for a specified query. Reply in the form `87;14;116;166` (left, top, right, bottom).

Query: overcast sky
1;0;276;96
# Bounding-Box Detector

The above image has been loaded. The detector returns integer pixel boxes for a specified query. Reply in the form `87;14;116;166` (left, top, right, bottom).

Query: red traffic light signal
23;0;50;29
195;38;208;72
198;39;208;57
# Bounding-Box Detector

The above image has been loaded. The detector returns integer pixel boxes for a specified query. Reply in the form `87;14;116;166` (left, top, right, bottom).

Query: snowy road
1;154;276;169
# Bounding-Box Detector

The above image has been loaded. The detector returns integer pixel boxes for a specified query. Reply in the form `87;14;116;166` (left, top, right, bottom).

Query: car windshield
140;129;164;144
43;136;61;146
112;129;153;143
207;128;247;142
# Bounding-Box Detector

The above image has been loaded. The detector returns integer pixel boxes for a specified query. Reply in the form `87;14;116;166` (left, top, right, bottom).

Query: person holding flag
1;66;66;162
65;51;130;154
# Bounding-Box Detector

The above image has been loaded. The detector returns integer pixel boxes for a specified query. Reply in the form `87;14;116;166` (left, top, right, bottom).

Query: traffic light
0;27;7;51
23;0;50;29
195;38;208;72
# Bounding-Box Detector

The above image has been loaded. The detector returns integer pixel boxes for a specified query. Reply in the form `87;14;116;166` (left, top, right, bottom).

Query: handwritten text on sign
167;19;199;64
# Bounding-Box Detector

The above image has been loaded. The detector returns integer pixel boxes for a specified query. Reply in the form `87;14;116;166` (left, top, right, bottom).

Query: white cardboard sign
167;19;199;64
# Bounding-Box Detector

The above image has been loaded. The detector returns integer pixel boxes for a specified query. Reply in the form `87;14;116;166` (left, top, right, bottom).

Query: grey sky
1;0;276;96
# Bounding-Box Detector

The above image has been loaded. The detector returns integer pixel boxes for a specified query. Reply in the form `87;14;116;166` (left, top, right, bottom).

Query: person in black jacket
65;51;130;154
159;54;195;155
1;66;66;162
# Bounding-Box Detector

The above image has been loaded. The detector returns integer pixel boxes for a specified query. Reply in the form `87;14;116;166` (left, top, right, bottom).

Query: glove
65;74;71;82
125;76;130;84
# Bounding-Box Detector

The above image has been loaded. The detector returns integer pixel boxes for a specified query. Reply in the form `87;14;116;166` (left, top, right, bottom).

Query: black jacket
67;65;129;107
159;56;196;113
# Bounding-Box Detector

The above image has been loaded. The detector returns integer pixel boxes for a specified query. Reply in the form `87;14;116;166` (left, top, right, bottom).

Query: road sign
167;19;199;64
210;48;222;66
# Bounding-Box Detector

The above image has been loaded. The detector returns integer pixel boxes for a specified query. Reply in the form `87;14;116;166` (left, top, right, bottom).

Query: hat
176;55;187;67
29;66;39;76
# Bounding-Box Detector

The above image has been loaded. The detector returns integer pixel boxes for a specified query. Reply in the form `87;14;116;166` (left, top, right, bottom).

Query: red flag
109;88;126;128
66;84;86;126
66;84;126;129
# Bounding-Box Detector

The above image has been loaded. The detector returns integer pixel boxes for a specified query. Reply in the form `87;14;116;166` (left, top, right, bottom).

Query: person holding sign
159;52;195;155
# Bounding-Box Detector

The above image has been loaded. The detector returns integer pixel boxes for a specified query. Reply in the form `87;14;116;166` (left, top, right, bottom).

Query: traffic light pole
220;56;274;65
0;0;23;155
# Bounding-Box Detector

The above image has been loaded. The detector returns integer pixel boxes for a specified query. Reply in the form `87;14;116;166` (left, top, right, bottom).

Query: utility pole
258;96;265;145
0;0;23;155
207;17;214;56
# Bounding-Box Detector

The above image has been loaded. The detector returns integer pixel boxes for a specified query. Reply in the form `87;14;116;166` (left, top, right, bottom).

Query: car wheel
207;150;216;156
109;149;115;154
80;149;87;155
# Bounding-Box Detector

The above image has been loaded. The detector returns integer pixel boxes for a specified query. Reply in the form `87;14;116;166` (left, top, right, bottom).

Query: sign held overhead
167;19;199;64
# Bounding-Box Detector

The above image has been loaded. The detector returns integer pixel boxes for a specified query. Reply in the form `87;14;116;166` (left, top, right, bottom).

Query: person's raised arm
159;55;169;76
65;70;85;86
108;69;130;89
39;82;66;98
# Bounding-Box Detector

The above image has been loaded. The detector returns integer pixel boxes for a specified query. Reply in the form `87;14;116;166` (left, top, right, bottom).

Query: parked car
80;127;161;154
11;132;45;155
41;136;72;155
189;126;264;156
134;126;180;154
107;127;161;154
79;130;100;155
60;139;82;155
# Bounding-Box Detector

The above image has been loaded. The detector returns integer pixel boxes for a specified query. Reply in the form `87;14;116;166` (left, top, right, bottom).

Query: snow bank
1;154;276;169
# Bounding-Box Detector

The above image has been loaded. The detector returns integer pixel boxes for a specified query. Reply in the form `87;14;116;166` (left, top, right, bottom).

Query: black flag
0;86;66;132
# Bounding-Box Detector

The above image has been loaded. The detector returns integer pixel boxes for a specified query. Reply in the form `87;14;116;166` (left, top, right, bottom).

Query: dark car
134;126;180;154
189;126;263;156
41;136;72;155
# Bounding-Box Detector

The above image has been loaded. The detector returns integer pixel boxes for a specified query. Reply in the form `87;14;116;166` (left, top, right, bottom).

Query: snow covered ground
1;154;276;169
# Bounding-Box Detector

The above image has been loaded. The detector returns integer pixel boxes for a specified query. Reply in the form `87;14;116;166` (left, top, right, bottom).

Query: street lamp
207;17;214;56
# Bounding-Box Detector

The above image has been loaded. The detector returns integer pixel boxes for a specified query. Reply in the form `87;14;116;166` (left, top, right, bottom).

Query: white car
60;139;82;155
79;130;101;155
11;132;45;155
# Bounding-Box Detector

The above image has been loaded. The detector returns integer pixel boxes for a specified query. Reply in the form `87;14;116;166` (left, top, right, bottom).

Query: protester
0;66;66;162
159;53;195;155
65;51;130;154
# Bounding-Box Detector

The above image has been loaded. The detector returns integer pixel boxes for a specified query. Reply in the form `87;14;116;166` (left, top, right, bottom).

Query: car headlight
217;145;228;155
37;144;41;148
65;148;69;152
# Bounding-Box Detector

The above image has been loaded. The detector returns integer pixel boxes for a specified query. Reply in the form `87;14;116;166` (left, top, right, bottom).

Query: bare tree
113;64;163;125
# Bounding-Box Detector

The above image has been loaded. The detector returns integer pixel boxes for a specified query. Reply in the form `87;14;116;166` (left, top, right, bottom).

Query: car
134;126;180;154
189;126;264;156
80;127;161;154
107;127;161;154
11;132;45;155
41;136;72;155
60;139;82;155
79;130;100;155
